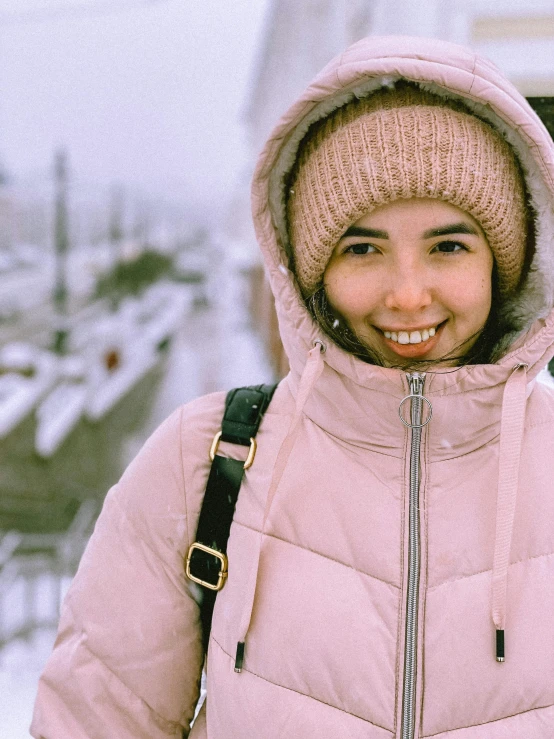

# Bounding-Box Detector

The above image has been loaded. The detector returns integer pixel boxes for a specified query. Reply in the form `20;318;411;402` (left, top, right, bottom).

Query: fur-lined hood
251;35;554;389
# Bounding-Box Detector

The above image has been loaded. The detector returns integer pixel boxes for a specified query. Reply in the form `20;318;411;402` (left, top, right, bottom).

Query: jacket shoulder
529;375;554;428
117;382;290;545
108;392;225;552
30;392;229;738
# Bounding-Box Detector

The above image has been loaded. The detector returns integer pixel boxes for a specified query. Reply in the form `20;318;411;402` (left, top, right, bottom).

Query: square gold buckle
185;542;228;591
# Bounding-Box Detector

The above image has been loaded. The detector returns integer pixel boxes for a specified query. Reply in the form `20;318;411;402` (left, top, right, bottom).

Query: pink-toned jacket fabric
32;36;554;738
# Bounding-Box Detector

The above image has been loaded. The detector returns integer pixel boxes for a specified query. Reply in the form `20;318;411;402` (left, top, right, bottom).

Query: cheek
325;274;377;321
444;261;492;320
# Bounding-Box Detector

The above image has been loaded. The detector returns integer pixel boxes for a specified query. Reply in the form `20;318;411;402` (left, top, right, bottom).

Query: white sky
0;0;270;224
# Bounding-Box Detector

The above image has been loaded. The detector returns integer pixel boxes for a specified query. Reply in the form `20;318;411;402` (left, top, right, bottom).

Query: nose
383;265;432;313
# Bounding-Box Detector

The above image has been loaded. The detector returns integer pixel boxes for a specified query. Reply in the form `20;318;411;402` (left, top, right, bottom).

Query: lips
377;321;446;359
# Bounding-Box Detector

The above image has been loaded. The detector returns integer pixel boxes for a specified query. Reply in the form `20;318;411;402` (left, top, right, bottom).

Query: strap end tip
495;629;505;662
234;641;245;673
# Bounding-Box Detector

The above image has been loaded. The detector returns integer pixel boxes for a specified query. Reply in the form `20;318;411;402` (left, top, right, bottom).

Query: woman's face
324;198;494;366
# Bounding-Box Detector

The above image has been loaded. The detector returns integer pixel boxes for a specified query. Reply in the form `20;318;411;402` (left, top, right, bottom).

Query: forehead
351;198;483;234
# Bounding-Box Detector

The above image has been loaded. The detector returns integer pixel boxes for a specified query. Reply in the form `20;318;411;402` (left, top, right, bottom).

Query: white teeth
383;325;439;344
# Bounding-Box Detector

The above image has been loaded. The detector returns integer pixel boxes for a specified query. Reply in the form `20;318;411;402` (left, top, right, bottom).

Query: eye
432;240;468;255
343;243;377;255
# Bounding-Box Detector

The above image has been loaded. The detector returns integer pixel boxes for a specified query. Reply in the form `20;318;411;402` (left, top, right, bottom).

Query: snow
35;382;88;457
85;350;159;421
1;568;71;738
0;629;57;739
0;262;275;737
0;347;58;438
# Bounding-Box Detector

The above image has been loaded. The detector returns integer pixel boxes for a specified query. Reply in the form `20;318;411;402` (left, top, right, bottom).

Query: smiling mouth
380;322;445;346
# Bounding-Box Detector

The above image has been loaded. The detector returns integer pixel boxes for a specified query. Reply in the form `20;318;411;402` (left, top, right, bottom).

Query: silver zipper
399;372;431;739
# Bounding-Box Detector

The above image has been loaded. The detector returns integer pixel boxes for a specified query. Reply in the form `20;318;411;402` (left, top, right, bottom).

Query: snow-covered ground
1;629;57;738
1;573;71;738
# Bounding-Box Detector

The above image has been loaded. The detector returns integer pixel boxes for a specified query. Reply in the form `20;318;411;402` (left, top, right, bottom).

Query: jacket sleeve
30;398;222;739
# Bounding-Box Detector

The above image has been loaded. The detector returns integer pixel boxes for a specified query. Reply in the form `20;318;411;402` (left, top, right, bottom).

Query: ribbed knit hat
287;83;528;297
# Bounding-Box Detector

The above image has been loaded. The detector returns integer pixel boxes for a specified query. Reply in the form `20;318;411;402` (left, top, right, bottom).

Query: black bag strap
185;383;277;652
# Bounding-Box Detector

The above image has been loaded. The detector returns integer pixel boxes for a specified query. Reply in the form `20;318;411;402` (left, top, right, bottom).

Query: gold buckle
209;431;257;470
185;542;228;591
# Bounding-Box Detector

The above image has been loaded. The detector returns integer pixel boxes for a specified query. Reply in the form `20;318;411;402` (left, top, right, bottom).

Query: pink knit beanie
287;83;528;297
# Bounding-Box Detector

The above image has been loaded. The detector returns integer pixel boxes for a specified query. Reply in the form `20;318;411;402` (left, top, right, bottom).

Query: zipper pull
399;372;432;428
408;372;425;397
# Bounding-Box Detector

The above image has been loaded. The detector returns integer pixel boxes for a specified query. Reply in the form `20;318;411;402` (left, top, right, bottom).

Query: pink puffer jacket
32;36;554;738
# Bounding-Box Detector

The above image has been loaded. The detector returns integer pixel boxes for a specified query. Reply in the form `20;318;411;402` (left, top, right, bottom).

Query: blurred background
1;1;554;735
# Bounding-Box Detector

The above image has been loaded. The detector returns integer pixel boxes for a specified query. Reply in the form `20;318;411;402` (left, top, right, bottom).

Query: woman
32;35;554;738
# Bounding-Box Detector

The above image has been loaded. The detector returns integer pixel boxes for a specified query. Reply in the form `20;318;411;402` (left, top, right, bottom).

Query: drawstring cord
491;363;528;662
234;342;326;672
232;353;527;668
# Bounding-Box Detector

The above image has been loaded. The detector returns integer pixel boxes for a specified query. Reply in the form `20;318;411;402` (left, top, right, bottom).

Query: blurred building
235;0;554;375
373;0;554;95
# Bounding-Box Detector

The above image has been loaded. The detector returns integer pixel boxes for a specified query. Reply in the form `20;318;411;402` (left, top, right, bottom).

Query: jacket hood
251;35;554;389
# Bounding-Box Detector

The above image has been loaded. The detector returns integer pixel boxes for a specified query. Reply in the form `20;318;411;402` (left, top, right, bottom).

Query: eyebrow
340;222;480;240
341;226;389;239
422;222;480;238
